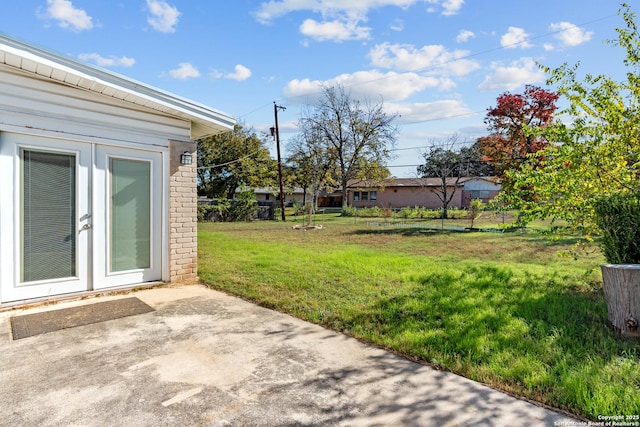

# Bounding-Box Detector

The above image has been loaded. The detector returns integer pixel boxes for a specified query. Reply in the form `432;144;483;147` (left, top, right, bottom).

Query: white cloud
253;1;443;42
210;64;253;81
146;0;181;33
386;100;472;124
390;19;404;32
226;64;252;81
39;0;93;31
368;42;480;77
169;63;200;80
254;0;418;24
478;57;545;91
78;53;135;67
441;0;464;16
300;18;371;42
283;70;453;104
425;0;464;16
456;29;475;43
550;21;593;47
500;27;532;49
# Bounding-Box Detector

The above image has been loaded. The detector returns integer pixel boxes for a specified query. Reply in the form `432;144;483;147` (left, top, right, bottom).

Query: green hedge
594;192;640;264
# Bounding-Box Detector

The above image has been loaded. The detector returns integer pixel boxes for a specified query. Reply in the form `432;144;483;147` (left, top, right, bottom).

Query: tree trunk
601;264;640;337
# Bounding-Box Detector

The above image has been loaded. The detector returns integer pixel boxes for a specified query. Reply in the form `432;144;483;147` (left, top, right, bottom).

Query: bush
341;205;357;217
594;192;640;264
197;204;216;222
231;187;259;221
398;207;415;219
360;207;382;217
200;187;260;222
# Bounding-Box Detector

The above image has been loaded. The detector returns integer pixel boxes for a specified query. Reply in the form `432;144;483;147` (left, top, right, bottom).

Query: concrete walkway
0;285;578;426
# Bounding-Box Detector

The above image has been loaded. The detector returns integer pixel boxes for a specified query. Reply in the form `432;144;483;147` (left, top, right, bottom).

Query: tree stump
601;264;640;337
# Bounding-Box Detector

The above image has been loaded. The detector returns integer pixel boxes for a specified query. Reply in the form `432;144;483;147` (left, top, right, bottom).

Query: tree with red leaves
477;85;559;178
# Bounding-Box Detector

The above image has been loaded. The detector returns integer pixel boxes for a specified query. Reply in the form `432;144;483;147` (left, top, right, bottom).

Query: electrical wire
197;148;265;170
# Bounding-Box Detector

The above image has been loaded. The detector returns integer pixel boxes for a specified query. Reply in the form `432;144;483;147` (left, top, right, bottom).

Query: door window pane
22;150;76;282
110;158;151;272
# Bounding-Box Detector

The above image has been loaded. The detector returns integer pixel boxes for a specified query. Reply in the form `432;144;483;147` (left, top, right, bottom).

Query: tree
477;85;559;182
297;84;398;208
197;124;277;199
286;131;338;210
498;4;640;236
418;136;492;219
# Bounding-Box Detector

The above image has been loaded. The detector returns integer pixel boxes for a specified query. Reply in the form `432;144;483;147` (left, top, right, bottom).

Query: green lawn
198;218;640;420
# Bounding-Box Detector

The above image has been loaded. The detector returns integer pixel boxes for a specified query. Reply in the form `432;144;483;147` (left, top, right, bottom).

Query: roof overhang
0;34;236;139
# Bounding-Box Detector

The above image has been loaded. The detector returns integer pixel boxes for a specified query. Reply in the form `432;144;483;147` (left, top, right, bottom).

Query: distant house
249;187;306;207
0;35;235;304
239;187;342;208
347;177;501;209
460;177;502;207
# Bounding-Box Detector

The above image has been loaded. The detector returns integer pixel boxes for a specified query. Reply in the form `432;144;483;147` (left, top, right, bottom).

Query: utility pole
273;102;286;221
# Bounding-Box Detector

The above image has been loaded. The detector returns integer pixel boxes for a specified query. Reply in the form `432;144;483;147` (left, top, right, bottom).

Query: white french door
0;133;163;302
93;146;162;289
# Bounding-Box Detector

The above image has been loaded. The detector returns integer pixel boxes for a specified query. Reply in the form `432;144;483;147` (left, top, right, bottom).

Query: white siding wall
0;67;192;146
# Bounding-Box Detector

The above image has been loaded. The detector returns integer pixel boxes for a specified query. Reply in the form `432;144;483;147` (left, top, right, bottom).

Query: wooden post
601;264;640;337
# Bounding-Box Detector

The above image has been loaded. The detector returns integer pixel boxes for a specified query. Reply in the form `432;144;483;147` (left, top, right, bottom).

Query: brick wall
168;140;198;283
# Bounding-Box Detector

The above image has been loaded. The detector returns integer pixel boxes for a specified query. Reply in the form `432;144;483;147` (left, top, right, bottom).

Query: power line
196;148;264;170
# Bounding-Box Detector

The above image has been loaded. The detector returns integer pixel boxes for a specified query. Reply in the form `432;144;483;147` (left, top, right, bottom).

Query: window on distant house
361;191;368;201
265;193;270;200
370;191;377;201
471;190;490;199
353;191;360;201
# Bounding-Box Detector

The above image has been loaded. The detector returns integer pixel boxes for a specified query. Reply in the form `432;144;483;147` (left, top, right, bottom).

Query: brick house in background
0;35;235;304
347;177;501;209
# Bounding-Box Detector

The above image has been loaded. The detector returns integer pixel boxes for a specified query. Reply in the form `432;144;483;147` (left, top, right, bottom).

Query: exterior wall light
180;151;193;165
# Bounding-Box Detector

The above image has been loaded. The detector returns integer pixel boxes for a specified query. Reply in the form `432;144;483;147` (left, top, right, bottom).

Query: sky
0;0;634;177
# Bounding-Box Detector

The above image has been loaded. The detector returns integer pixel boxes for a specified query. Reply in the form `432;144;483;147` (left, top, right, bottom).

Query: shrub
197;204;216;222
341;205;357;217
398;207;414;219
205;187;259;222
360;207;382;217
230;187;259;222
593;192;640;264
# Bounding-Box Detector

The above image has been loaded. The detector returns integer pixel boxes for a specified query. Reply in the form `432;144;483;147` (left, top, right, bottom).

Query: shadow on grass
341;264;640;418
349;227;463;237
348;226;584;246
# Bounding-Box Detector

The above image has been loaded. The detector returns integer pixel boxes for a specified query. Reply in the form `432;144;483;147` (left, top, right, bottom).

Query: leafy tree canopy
197;124;278;199
496;3;640;236
477;85;559;180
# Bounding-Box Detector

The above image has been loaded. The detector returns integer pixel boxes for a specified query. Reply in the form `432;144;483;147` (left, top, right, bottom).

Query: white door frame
93;145;163;289
0;131;167;303
0;133;91;302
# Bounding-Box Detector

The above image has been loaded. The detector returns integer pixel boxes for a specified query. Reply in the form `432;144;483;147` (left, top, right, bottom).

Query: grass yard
198;218;640;420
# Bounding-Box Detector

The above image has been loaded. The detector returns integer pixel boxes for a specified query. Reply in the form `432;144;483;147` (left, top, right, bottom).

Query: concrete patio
0;284;579;426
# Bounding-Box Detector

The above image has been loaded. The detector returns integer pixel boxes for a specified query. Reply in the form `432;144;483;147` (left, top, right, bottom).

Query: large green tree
297;84;398;208
498;3;640;235
197;124;277;199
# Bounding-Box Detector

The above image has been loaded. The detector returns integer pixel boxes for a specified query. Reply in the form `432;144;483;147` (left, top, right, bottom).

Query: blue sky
0;0;632;177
